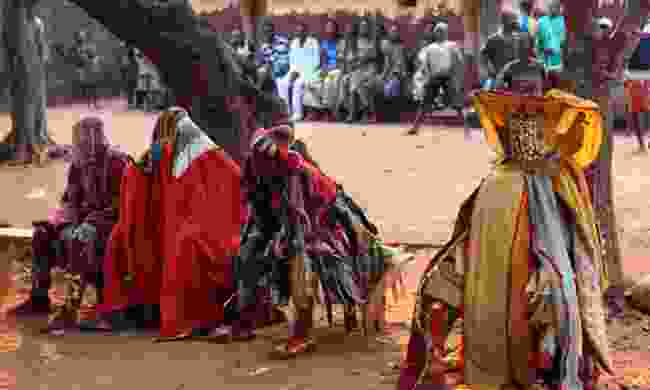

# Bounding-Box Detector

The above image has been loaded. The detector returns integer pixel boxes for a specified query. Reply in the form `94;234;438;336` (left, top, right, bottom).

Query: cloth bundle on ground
237;124;410;356
398;89;612;390
98;108;240;340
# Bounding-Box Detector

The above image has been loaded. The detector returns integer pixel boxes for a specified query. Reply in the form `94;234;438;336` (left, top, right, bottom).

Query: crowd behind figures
223;4;575;129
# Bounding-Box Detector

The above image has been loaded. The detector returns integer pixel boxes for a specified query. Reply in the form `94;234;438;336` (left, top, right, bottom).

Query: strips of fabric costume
398;90;612;390
238;126;405;336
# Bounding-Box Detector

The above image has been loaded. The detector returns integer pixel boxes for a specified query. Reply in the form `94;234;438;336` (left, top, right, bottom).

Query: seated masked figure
237;124;411;357
22;117;128;334
397;89;613;389
99;108;240;341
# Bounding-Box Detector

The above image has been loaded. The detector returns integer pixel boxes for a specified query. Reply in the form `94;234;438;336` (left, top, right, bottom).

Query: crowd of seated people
227;14;459;124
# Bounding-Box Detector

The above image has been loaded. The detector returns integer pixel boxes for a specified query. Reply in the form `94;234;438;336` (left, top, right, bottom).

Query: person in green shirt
536;0;566;89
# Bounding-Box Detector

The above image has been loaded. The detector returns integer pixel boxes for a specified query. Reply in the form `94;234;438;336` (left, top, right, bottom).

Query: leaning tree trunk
1;0;51;163
64;0;285;164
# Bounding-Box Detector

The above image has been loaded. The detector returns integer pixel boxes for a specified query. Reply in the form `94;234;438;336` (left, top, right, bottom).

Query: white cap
597;17;613;28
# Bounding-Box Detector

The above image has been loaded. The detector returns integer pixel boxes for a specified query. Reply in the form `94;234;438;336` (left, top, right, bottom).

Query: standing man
480;10;520;89
255;20;289;95
536;0;566;89
408;22;465;136
68;30;100;109
119;43;139;109
276;21;320;122
379;22;408;104
587;15;644;319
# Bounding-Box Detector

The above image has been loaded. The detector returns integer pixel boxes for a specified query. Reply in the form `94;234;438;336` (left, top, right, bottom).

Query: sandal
270;338;316;359
192;326;232;343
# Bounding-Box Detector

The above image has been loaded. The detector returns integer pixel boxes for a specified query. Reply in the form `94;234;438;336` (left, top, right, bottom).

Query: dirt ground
0;100;649;389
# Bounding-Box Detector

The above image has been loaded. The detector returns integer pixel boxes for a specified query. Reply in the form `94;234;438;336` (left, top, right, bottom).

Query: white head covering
172;114;217;177
597;17;613;29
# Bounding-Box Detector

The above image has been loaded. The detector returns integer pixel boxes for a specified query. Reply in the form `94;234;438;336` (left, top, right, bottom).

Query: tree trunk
63;0;285;164
1;0;51;163
561;0;650;314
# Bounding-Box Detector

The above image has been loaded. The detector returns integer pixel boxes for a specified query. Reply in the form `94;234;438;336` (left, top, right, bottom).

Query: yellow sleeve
545;89;603;169
472;93;505;157
570;109;603;169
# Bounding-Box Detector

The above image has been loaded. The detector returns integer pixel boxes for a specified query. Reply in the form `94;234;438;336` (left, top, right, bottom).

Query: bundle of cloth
236;123;413;358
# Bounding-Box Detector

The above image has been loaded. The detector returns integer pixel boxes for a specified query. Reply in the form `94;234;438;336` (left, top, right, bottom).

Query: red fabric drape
158;144;240;337
99;163;162;313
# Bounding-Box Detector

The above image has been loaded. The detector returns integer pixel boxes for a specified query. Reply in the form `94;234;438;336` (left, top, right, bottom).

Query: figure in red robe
99;107;240;341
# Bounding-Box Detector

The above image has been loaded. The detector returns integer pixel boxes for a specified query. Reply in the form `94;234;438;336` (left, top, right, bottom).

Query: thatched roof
191;0;463;18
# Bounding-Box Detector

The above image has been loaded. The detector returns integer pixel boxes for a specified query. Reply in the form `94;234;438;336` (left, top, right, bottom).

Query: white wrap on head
172;114;217;178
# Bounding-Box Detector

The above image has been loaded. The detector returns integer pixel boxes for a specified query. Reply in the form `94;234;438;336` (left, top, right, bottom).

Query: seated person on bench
11;117;128;329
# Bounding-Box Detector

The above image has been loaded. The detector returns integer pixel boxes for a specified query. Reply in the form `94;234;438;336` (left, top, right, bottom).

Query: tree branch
64;0;285;162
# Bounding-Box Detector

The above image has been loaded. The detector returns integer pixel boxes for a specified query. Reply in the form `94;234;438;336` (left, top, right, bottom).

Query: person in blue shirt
303;18;345;119
255;20;290;94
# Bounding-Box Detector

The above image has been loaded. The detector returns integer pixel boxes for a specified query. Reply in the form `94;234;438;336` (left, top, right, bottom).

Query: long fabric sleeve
61;164;83;225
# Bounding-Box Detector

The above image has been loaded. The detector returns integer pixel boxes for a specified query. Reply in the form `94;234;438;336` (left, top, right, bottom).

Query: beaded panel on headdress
472;89;603;169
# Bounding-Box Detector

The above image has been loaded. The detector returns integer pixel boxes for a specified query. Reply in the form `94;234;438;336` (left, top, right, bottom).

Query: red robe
158;143;240;337
99;162;163;314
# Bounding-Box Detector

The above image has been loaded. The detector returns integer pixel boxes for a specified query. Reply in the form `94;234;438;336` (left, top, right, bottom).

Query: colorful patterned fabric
239;126;405;338
398;90;610;390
